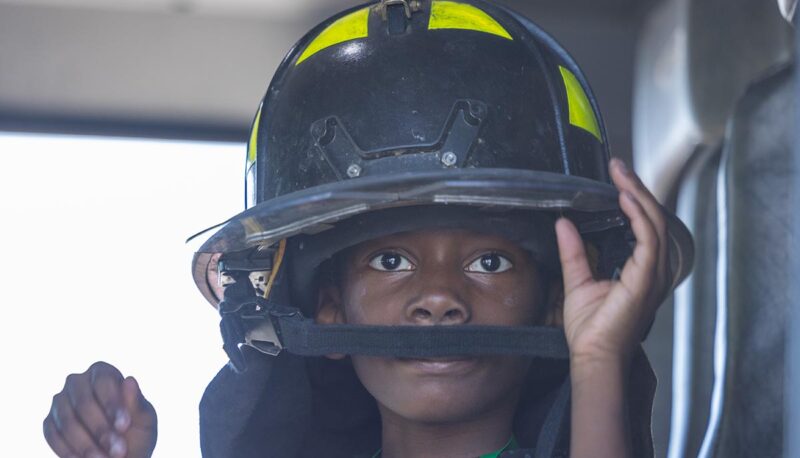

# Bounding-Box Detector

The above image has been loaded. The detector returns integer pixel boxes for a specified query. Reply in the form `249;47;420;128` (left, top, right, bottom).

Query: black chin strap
219;271;569;372
223;308;569;373
274;314;569;359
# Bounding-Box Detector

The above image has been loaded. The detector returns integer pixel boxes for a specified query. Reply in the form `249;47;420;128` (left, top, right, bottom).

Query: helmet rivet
441;151;458;167
311;123;326;139
470;103;487;119
346;164;362;178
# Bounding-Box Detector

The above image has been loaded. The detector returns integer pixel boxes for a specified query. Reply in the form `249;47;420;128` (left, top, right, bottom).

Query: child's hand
556;158;670;365
43;362;157;458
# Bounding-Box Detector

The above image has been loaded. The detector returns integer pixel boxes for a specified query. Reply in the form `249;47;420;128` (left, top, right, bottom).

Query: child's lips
396;356;480;375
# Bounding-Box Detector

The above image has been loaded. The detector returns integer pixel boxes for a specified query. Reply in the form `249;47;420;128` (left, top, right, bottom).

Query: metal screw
441;151;458;167
346;164;362;178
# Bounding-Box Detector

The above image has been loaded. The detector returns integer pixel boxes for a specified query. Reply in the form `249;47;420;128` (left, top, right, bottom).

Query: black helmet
191;0;693;362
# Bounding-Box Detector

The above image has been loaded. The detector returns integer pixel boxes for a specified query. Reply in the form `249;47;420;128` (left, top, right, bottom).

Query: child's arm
556;158;671;458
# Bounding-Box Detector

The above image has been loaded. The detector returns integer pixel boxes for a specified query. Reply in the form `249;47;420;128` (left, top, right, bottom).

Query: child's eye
465;253;513;273
368;252;415;272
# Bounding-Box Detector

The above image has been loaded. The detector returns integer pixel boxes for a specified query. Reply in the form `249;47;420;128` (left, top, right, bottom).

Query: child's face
317;228;554;424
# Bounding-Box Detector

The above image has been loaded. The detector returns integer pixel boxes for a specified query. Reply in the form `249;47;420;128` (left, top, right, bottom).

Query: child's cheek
340;286;372;324
499;292;538;324
471;279;539;325
341;274;407;325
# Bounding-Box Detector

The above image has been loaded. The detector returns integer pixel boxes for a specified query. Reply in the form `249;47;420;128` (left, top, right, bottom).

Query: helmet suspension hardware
248;271;269;297
218;268;271;296
346;164;362;178
216;246;276;297
441;151;458;167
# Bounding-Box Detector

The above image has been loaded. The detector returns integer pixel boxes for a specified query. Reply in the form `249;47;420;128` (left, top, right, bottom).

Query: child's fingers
43;415;79;458
89;362;130;433
65;371;118;454
555;217;595;295
50;390;109;458
610;158;669;291
609;158;667;237
616;190;658;304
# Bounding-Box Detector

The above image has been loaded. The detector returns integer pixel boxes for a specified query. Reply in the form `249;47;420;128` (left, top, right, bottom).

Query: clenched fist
44;362;157;458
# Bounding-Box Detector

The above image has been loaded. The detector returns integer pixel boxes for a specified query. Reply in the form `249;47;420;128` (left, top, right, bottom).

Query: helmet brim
192;168;693;306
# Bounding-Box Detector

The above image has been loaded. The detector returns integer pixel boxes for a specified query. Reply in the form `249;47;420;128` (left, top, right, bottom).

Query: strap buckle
243;298;298;356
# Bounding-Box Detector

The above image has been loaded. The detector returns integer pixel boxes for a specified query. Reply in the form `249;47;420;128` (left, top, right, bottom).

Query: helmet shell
253;0;609;203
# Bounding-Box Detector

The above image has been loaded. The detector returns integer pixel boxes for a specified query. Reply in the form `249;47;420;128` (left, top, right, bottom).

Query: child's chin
379;381;509;423
391;396;491;424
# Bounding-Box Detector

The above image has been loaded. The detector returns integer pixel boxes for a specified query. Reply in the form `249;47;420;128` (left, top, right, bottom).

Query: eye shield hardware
311;99;488;181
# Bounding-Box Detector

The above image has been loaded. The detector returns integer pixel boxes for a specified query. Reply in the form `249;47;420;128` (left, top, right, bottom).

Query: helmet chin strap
218;267;569;373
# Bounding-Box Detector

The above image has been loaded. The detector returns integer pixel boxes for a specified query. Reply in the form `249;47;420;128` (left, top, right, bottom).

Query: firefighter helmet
190;0;693;357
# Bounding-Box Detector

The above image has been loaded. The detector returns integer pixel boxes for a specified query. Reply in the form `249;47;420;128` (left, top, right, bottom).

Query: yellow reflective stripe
559;65;602;142
296;7;370;65
428;1;512;40
247;103;263;165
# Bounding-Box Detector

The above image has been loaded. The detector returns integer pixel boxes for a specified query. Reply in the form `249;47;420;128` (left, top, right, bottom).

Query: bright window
0;132;243;456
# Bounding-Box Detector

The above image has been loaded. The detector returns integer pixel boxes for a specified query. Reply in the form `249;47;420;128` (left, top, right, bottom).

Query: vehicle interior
0;0;796;456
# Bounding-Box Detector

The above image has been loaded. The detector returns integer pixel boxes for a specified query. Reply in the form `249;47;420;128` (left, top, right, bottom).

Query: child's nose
405;292;471;325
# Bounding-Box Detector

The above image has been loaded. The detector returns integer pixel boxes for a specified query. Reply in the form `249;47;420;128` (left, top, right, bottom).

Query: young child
43;1;693;457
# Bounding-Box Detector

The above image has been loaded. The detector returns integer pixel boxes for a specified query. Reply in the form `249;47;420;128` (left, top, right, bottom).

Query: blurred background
0;0;795;456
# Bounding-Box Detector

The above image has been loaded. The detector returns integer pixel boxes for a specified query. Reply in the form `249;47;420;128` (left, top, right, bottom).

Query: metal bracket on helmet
375;0;422;20
240;300;296;357
220;294;299;370
311;99;487;180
